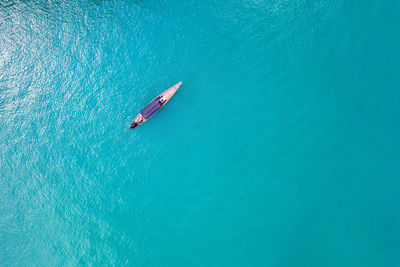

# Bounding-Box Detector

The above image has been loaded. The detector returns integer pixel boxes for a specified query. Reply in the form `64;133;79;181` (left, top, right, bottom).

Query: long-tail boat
129;81;182;129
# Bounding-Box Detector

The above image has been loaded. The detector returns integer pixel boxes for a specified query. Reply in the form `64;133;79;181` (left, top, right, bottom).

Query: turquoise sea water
1;0;400;266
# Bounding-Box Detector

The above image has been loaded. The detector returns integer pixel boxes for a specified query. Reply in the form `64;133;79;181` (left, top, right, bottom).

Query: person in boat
158;96;166;104
130;121;138;129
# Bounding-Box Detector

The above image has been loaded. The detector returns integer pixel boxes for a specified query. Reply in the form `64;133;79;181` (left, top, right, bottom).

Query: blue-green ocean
1;0;400;266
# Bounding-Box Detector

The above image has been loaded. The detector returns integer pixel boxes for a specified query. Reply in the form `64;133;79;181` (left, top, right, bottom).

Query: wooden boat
129;81;182;129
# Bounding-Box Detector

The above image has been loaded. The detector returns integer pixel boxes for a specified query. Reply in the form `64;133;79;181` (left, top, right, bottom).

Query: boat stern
129;122;138;129
130;113;146;129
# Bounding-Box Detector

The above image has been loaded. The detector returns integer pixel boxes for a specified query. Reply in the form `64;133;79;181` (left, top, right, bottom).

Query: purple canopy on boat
140;99;161;119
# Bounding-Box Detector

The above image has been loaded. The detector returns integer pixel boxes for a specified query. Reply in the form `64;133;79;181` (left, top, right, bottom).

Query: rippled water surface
1;0;400;266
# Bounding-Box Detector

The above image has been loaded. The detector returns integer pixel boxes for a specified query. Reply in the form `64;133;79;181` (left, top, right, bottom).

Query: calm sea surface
1;0;400;266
